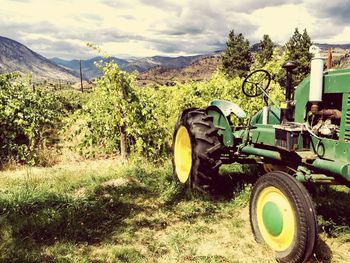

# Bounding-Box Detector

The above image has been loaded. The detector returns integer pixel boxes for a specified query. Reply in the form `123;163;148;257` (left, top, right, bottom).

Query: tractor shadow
309;185;350;232
309;238;333;263
214;164;260;198
305;184;350;262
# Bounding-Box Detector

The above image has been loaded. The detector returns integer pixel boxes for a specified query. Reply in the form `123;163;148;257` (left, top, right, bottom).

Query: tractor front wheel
172;108;223;193
249;171;317;263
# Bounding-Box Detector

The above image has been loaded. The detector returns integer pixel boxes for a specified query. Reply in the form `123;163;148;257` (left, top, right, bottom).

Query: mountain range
0;36;78;82
50;54;207;80
0;36;214;82
1;35;350;84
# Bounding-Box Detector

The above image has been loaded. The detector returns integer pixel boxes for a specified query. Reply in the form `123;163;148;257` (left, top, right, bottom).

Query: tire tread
172;108;224;193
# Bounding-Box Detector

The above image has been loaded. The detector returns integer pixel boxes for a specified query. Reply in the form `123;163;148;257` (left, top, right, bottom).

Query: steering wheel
242;69;271;97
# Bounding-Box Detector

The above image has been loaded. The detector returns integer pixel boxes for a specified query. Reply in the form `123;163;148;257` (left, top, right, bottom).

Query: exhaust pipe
309;45;324;113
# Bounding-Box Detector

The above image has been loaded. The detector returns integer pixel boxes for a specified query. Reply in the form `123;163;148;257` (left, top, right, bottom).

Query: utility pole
80;60;83;92
120;82;128;160
327;48;332;69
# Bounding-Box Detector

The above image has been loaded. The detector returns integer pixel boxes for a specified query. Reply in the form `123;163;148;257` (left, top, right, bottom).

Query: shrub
0;73;63;165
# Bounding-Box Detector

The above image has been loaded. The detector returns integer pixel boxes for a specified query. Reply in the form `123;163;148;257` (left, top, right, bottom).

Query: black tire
172;108;223;193
249;171;317;263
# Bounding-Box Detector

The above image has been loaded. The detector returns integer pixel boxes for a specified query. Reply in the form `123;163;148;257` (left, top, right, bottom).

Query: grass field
0;158;349;263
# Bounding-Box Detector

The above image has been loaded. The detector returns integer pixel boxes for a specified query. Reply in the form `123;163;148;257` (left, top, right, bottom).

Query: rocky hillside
319;46;350;69
136;54;222;86
136;44;350;87
0;36;78;82
122;54;204;73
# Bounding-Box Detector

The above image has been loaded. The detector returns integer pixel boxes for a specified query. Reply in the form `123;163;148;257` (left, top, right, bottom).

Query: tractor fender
205;102;240;147
208;99;247;118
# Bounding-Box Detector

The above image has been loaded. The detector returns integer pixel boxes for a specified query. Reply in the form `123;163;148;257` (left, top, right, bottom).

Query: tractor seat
208;100;246;119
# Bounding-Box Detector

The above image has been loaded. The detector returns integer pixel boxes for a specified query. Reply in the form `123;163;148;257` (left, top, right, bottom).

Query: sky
1;0;350;60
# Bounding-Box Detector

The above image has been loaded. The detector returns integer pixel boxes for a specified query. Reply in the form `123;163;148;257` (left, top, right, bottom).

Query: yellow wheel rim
256;186;295;252
174;126;192;183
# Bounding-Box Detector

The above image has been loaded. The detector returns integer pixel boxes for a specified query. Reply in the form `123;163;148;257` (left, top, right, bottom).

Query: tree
83;44;137;160
257;34;274;66
221;30;252;78
285;28;313;84
94;61;136;160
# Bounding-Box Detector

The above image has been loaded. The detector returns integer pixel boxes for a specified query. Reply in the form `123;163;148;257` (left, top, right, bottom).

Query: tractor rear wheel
249;171;317;263
172;108;223;193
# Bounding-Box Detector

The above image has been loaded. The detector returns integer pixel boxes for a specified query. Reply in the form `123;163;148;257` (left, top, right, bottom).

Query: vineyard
0;49;350;262
0;50;287;166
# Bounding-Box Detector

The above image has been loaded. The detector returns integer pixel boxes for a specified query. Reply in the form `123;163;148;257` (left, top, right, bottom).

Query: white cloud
250;4;315;44
0;0;349;59
326;27;350;44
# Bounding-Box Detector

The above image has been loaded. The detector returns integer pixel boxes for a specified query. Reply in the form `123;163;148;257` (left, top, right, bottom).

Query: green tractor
172;46;350;263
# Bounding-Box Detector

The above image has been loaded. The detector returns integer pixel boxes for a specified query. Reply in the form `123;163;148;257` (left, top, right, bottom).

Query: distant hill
0;36;78;82
51;56;129;80
51;54;208;79
315;43;350;50
122;55;204;72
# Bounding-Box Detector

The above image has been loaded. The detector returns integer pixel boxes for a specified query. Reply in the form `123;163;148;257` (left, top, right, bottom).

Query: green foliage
147;70;283;156
0;73;64;165
66;61;168;159
0;45;285;163
131;87;168;158
0;53;284;163
285;28;313;84
57;89;90;112
221;30;253;78
258;48;289;90
256;34;274;66
66;67;284;160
